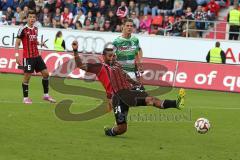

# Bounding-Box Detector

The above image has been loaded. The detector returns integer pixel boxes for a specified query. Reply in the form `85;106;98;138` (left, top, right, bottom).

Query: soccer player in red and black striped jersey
15;10;56;104
71;40;186;137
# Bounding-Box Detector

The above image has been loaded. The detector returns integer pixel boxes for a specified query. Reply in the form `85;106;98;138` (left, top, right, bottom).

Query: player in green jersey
112;18;144;90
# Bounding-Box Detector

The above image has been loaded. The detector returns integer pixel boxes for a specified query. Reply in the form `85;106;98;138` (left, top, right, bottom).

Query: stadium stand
0;0;236;38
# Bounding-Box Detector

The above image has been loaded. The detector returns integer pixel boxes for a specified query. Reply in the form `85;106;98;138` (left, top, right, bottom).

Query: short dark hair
102;48;113;55
215;41;220;47
27;10;36;17
123;18;134;25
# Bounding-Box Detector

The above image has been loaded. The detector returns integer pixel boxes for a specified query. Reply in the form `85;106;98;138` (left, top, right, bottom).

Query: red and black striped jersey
17;25;39;58
85;62;132;98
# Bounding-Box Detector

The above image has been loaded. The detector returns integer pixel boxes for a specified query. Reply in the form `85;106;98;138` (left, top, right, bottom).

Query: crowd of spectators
0;0;232;37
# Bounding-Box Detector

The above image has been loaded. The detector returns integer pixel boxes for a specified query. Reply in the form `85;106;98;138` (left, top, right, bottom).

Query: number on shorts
115;105;121;114
28;65;31;70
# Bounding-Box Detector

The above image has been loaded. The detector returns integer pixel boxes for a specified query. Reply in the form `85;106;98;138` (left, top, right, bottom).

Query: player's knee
42;72;49;78
145;96;154;105
117;123;128;134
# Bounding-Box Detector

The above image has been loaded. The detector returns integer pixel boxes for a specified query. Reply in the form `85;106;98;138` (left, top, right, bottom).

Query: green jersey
113;35;140;72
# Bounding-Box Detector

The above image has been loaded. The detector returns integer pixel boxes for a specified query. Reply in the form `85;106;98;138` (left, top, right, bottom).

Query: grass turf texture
0;73;239;160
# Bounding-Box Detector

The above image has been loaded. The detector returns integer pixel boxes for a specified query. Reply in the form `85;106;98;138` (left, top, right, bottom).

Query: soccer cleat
23;97;32;104
104;126;116;137
43;95;56;103
176;88;185;110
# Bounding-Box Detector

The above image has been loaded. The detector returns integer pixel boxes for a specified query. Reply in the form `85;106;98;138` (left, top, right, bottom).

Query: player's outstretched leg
41;69;56;103
145;88;185;109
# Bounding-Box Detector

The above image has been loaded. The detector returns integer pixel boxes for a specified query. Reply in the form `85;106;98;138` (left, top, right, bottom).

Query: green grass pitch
0;73;240;160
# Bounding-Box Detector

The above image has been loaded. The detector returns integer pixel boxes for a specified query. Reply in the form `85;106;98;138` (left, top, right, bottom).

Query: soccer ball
194;118;210;134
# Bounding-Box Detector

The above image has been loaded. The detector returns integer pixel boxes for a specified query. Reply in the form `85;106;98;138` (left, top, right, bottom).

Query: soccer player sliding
71;40;185;137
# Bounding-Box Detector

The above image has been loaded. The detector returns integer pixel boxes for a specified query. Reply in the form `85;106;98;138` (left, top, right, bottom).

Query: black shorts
112;89;148;124
23;56;47;73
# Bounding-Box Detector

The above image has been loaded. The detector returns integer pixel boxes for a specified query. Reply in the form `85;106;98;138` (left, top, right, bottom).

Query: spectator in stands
10;16;17;26
5;7;14;23
36;6;43;22
99;0;108;16
128;0;139;16
86;1;98;17
74;2;87;15
54;31;65;51
172;0;184;16
101;19;111;31
55;0;62;8
206;41;226;64
107;10;117;30
215;0;226;7
139;15;151;33
194;5;207;37
14;6;22;25
18;0;26;10
183;0;198;12
131;11;140;30
35;0;45;8
181;14;198;37
52;19;59;28
227;3;240;40
0;0;12;11
52;7;61;28
206;0;220;20
163;0;175;14
45;0;55;13
83;18;94;30
60;7;73;28
63;21;72;29
185;7;194;20
115;24;122;32
41;7;52;24
95;11;105;29
93;21;100;31
20;6;29;23
143;0;158;16
64;0;75;13
12;0;19;11
196;0;209;6
0;15;8;25
84;11;95;26
107;0;117;14
73;9;86;26
116;0;128;21
75;21;83;30
171;16;184;36
43;17;52;27
151;12;163;27
27;0;36;10
162;15;173;30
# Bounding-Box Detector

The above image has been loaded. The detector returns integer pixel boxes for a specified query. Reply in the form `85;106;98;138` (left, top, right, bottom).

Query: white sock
44;94;49;97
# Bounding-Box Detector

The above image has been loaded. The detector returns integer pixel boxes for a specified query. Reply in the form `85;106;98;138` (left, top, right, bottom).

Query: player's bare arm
72;40;86;70
135;48;143;73
15;38;22;65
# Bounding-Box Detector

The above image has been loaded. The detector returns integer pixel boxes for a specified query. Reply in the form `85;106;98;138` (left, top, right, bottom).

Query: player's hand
15;56;21;65
72;40;78;51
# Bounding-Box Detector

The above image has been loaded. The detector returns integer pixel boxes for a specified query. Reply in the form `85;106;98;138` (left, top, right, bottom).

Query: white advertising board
0;26;239;64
